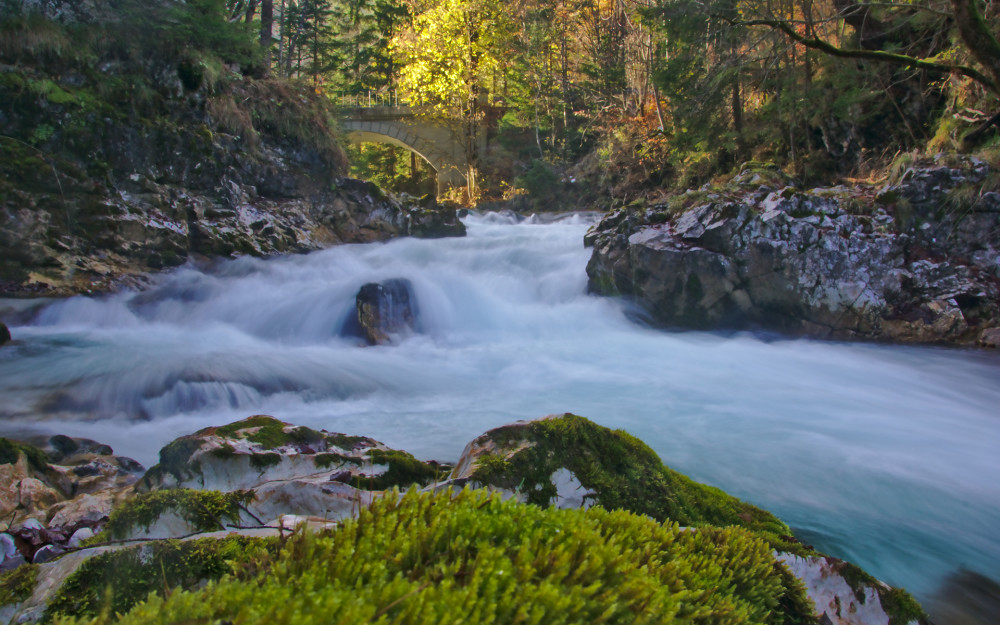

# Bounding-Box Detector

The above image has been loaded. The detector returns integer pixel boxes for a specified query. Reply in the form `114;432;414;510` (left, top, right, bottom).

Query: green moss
248;452;281;470
325;433;369;450
880;587;928;625
208;443;236;459
57;488;813;625
213;415;279;438
0;564;39;606
213;416;323;450
45;535;279;622
348;449;442;491
314;452;361;469
153;437;204;482
28;78;77;105
100;489;255;540
0;437;51;472
285;426;325;445
470;414;803;553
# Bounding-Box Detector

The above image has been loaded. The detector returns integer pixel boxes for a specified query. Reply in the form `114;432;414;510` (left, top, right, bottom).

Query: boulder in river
406;201;467;238
126;415;447;539
0;322;9;345
355;278;418;345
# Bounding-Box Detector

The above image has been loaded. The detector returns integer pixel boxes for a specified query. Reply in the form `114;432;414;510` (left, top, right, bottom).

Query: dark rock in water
407;202;467;238
37;435;114;464
0;322;9;345
927;569;1000;625
356;279;418;345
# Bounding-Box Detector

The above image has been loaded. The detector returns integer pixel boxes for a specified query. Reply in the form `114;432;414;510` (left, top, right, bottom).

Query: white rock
775;553;913;625
549;468;596;509
67;527;94;549
0;533;16;559
18;518;44;532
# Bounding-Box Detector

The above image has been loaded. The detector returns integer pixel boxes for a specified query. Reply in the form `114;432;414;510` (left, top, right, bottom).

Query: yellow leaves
391;0;518;114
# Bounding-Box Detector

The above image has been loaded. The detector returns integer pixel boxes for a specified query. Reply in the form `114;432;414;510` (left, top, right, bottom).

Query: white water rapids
1;213;999;618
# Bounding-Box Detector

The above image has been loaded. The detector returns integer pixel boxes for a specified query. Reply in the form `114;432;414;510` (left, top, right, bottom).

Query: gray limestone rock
586;157;1000;345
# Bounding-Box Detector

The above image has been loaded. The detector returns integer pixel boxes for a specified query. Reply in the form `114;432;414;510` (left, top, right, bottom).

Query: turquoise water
2;213;998;620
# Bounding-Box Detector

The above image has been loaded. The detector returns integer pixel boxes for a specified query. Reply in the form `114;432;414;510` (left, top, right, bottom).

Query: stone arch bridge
340;104;484;194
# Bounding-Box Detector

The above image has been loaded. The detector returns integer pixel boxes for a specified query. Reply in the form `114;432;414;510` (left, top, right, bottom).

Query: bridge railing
333;91;406;108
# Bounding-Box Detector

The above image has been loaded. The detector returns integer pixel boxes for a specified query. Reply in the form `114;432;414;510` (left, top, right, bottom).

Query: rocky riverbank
0;414;934;625
585;156;1000;346
0;3;463;298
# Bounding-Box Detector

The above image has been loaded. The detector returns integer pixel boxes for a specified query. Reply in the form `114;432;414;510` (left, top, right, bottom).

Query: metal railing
333;91;406;108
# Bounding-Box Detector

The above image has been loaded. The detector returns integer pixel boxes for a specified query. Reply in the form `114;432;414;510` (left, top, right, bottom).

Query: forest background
7;0;1000;205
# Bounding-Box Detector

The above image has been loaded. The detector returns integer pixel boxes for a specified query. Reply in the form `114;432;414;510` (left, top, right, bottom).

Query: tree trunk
831;0;888;50
260;0;273;77
950;0;1000;92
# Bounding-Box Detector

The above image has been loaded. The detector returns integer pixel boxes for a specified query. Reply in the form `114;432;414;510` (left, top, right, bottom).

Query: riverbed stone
980;327;1000;348
46;492;115;527
355;278;418;345
0;435;143;534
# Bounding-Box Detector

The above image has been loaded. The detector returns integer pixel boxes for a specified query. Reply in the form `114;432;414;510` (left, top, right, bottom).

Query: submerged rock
927;569;1000;625
355;278;418;345
406;202;467;238
586;157;1000;345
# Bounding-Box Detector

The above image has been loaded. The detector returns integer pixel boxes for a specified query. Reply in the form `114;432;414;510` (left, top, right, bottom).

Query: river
1;212;999;621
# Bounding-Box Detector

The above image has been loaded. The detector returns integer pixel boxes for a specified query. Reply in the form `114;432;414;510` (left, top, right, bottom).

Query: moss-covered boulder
50;488;817;625
453;413;793;543
453;414;929;625
130;416;448;537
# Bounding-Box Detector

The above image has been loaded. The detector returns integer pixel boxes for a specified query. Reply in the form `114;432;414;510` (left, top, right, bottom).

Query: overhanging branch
727;18;1000;95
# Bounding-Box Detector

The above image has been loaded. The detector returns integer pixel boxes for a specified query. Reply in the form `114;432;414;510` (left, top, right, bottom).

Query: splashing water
1;212;998;619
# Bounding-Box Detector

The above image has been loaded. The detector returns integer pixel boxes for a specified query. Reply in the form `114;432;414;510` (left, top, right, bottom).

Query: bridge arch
340;107;469;194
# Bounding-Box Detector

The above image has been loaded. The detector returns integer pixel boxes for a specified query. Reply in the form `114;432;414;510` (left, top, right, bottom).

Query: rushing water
2;213;999;619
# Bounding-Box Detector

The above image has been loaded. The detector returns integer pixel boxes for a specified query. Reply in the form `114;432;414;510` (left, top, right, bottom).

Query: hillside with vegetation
255;0;1000;205
0;0;465;296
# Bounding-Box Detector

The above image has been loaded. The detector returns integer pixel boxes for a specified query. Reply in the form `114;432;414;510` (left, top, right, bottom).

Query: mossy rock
98;489;255;540
0;437;51;472
212;415;324;449
45;535;279;622
464;414;802;553
53;488;816;625
0;564;39;607
346;449;446;491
